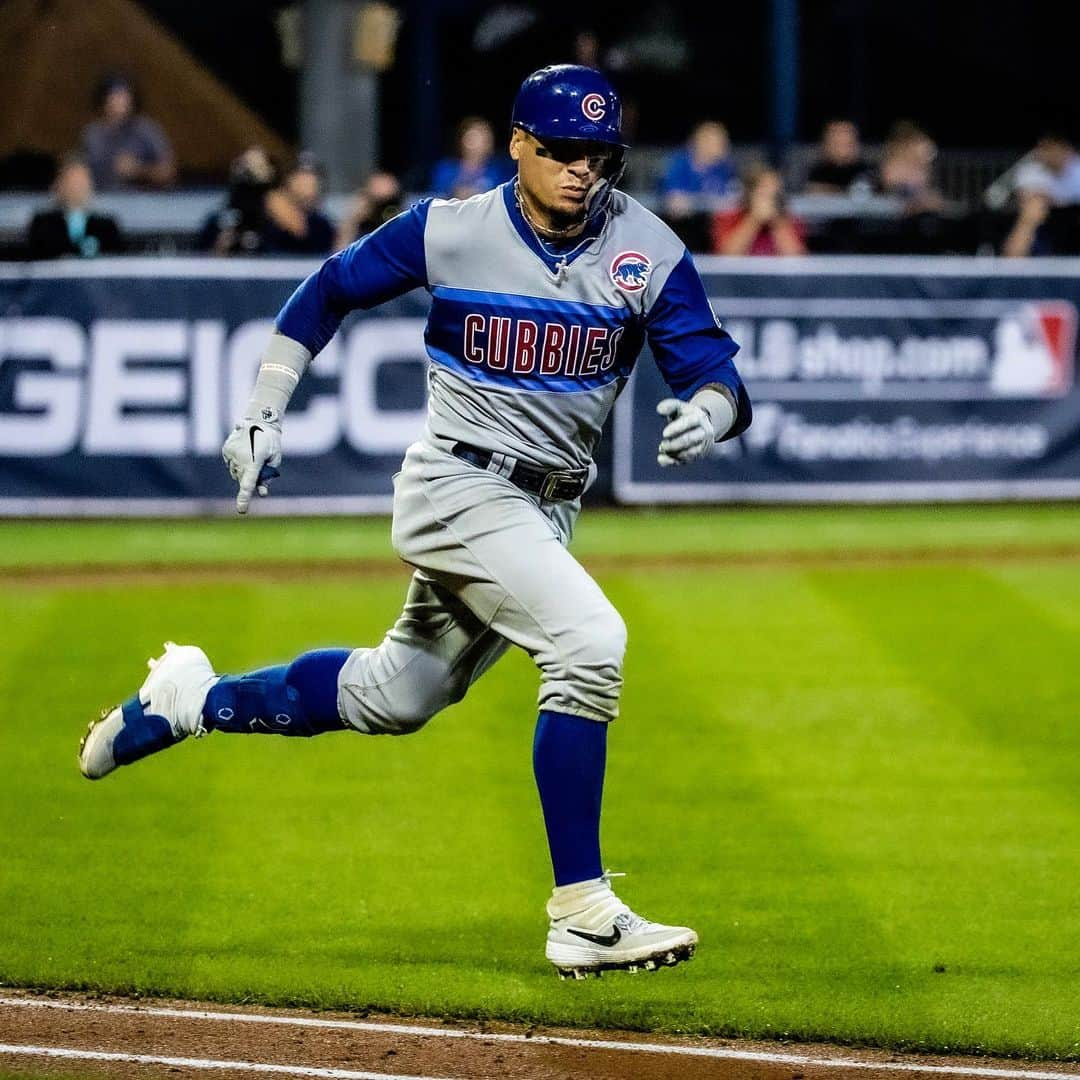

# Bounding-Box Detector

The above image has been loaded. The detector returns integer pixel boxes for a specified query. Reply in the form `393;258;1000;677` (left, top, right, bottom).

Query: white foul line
0;997;1077;1079
0;1044;454;1080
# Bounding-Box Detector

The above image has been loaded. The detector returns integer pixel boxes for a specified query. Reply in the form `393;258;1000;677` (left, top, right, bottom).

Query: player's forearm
243;333;312;419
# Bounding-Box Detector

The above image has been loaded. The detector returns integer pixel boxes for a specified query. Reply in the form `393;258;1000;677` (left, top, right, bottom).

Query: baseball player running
80;65;751;979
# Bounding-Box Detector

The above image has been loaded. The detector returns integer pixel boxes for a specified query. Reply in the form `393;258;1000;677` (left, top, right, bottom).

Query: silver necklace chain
513;182;594;266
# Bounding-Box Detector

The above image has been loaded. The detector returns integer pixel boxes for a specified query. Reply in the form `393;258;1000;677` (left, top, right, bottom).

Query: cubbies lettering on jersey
425;284;636;392
461;316;624;377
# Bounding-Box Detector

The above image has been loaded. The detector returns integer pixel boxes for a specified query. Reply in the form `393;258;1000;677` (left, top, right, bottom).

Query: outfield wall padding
2;256;1079;515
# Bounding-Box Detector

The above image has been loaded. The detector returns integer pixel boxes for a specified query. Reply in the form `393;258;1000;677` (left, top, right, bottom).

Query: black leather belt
451;442;589;501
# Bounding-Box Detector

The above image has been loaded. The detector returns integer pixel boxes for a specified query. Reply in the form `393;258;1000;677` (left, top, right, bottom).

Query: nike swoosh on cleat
566;925;621;947
249;425;262;460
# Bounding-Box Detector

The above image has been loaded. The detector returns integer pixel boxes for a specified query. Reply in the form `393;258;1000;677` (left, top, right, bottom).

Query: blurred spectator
876;121;945;214
197;146;278;256
573;29;601;68
660;121;738;218
336;171;403;249
431;117;512;199
1003;133;1080;257
26;155;123;260
81;74;176;191
805;120;873;194
712;164;806;256
1015;132;1080;203
261;155;336;255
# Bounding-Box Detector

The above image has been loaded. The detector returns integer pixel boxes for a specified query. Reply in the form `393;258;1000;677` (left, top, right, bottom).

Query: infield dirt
2;992;1079;1080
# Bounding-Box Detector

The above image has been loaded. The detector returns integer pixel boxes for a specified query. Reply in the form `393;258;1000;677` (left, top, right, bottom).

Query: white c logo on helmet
581;93;606;121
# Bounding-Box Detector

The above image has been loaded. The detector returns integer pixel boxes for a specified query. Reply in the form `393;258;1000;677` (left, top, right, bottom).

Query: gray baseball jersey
276;182;750;471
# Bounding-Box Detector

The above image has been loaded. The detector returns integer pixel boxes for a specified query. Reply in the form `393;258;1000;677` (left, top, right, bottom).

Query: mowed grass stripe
0;586;271;990
0;578;562;1017
806;564;1080;1053
621;562;1080;1054
986;563;1080;634
813;565;1080;808
0;577;427;997
4;505;1080;569
609;569;920;1040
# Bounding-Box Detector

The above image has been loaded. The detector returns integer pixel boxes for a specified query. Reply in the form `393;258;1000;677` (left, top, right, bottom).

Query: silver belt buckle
540;469;584;501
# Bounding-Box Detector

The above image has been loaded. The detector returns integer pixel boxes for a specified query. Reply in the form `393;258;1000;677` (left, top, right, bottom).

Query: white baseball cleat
79;642;218;780
545;874;698;979
139;642;218;737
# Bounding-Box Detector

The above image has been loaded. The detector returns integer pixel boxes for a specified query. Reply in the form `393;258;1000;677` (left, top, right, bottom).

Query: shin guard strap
205;667;307;735
203;650;350;737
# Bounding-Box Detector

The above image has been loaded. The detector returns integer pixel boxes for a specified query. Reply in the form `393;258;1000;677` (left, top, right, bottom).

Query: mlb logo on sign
610;251;651;292
990;302;1077;397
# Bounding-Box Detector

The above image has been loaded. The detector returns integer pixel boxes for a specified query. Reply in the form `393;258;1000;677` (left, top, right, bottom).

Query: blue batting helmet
511;65;627;149
511;65;627;225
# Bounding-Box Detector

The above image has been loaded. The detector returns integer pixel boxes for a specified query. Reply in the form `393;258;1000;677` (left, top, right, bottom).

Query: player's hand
222;410;283;514
656;398;715;467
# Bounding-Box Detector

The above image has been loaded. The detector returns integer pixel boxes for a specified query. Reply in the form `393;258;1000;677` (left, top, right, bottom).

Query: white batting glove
222;408;283;514
656;398;717;466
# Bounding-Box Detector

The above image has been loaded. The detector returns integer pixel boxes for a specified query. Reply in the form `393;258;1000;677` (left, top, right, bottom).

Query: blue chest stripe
430;285;628;322
427;344;623;393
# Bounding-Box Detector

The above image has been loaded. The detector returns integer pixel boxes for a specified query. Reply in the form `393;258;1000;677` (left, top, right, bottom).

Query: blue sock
532;709;607;886
203;648;351;736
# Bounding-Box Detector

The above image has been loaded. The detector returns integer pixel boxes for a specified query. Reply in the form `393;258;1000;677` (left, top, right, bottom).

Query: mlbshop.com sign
722;300;1076;400
616;257;1080;503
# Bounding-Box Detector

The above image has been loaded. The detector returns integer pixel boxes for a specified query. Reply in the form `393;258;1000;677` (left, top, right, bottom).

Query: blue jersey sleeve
275;199;431;355
645;249;752;440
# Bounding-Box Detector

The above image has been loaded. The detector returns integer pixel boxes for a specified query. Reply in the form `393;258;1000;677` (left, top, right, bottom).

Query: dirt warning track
6;543;1080;590
2;992;1079;1080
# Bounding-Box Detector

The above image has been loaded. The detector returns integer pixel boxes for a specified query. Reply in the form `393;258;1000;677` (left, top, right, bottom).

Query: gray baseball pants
336;440;626;732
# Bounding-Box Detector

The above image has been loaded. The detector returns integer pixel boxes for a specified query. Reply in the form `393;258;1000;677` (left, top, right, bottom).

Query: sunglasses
532;137;621;173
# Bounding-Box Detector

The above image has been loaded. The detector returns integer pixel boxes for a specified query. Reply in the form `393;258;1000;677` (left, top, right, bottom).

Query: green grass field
3;506;1080;1059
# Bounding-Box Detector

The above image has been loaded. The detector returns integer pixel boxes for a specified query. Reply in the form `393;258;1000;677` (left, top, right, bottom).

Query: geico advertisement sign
0;317;428;457
720;300;1077;400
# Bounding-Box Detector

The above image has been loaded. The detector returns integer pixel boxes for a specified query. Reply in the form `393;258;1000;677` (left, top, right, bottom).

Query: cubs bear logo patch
610;251;651;292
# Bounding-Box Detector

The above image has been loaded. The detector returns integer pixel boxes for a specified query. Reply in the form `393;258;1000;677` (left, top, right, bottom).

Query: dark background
140;0;1077;177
